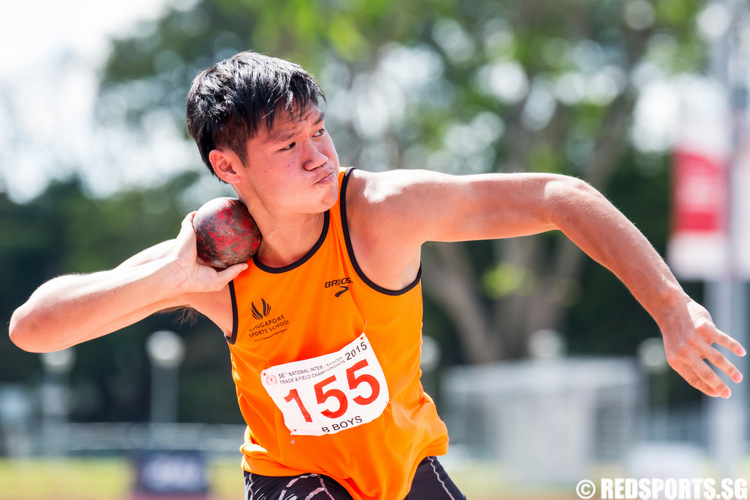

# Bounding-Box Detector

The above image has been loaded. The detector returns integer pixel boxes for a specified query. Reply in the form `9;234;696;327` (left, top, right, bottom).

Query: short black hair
186;51;325;179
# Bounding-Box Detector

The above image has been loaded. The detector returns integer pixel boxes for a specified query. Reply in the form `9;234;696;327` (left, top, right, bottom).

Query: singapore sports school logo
251;298;272;320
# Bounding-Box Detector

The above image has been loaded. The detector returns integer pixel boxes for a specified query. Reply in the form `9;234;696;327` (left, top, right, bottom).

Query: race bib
261;334;389;436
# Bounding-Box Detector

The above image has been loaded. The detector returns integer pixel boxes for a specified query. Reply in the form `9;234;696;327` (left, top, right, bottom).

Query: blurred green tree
1;0;715;424
98;0;709;367
1;175;242;423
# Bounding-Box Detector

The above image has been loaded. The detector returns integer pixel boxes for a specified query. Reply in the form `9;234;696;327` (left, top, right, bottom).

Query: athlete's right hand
169;212;248;293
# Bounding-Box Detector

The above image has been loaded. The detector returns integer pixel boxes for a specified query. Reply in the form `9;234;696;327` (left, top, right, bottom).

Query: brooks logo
325;277;352;297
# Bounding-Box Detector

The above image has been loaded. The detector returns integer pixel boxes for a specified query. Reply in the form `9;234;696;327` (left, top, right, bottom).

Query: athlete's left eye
313;128;325;138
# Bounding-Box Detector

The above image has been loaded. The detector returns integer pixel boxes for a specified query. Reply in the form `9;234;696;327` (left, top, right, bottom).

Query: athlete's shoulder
343;167;425;289
346;167;442;206
344;168;434;242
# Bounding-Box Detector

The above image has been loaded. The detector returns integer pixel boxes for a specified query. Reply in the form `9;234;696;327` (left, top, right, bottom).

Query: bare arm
351;169;746;397
9;214;247;353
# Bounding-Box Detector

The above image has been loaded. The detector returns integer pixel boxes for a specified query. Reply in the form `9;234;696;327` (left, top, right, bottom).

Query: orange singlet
227;167;449;500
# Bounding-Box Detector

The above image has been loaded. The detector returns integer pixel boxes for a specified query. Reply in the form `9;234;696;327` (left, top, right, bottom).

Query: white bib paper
261;334;389;436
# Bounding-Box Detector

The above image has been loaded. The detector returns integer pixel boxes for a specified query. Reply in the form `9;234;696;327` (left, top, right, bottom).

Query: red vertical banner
673;150;728;233
668;148;729;279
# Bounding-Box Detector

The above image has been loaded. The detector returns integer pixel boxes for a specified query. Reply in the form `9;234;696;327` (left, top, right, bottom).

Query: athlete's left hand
660;299;746;398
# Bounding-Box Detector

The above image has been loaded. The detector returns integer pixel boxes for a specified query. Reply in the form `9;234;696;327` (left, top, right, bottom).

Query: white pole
704;0;749;479
146;330;186;424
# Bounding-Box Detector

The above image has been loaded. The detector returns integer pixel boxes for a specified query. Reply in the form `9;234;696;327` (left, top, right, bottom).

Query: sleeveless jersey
227;167;449;500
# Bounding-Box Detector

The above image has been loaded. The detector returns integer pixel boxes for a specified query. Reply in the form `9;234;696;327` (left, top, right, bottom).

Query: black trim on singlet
340;167;422;296
227;204;330;345
227;280;239;345
227;168;422;344
252;211;330;274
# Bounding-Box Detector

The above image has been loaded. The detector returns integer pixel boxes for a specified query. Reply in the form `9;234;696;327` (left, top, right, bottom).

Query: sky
0;0;165;70
0;0;197;203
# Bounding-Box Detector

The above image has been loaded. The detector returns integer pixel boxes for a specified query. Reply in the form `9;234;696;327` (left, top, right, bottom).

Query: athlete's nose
303;141;328;171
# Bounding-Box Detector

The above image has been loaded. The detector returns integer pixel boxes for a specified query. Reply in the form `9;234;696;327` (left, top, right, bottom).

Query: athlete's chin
321;191;338;211
316;174;339;202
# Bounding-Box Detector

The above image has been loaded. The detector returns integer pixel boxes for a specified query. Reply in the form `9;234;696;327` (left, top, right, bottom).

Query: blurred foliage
98;0;712;360
1;0;716;424
1;176;242;424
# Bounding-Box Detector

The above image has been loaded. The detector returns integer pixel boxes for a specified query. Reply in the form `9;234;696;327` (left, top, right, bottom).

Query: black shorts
244;456;466;499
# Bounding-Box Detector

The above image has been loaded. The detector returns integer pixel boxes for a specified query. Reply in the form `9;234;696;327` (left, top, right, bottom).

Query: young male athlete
9;51;746;500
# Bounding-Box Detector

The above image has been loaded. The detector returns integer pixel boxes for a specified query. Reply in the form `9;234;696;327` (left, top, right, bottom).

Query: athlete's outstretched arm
354;169;746;398
9;214;246;353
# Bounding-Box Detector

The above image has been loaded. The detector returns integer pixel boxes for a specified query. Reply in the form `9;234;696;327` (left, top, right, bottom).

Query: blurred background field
0;456;241;500
0;456;572;500
2;0;750;498
0;455;748;500
0;457;528;500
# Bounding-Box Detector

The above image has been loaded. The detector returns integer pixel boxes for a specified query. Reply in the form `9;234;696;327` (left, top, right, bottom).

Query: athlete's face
239;104;340;217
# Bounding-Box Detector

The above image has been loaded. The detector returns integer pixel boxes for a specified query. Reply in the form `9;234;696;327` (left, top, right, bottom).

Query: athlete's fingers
671;353;731;398
173;212;206;266
176;212;198;246
703;344;743;384
216;262;249;282
680;366;721;398
694;323;745;383
711;330;748;359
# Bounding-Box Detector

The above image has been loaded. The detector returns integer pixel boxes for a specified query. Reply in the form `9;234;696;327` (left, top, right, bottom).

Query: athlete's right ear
209;149;242;184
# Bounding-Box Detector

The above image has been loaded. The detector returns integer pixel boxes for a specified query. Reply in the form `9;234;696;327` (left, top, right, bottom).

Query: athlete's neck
254;212;326;268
